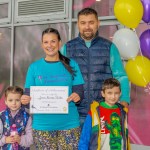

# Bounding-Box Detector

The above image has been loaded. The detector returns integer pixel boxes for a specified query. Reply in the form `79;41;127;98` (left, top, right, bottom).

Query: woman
21;28;84;149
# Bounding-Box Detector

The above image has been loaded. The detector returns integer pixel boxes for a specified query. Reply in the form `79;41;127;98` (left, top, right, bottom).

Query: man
60;8;130;127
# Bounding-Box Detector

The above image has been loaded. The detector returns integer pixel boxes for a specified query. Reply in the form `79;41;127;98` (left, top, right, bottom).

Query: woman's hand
67;92;80;103
21;95;31;105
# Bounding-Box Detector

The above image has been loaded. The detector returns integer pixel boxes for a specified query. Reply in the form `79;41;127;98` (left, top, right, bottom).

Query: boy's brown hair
101;78;121;92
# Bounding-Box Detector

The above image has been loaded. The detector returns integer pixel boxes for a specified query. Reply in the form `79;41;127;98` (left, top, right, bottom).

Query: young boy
79;78;130;150
0;86;33;149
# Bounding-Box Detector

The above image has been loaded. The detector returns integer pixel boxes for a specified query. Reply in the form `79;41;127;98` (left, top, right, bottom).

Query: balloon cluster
113;0;150;87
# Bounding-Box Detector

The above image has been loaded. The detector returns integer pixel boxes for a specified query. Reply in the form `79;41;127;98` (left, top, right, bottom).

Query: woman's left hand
67;92;80;103
21;95;31;105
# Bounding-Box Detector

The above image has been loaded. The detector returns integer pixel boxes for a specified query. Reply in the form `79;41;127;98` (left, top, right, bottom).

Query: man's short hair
78;7;98;20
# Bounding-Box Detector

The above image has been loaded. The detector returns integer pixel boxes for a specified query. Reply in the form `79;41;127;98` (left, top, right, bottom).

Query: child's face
5;93;21;112
101;86;121;107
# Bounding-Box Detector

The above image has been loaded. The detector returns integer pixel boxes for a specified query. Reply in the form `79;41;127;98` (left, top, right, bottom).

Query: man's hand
120;101;129;108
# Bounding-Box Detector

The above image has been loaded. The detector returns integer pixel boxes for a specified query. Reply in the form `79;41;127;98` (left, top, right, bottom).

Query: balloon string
134;29;148;67
120;26;127;66
148;24;150;36
134;30;142;57
144;83;150;94
135;84;137;99
148;23;150;29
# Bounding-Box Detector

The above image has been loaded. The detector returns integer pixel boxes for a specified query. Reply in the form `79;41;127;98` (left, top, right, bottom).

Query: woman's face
42;33;61;61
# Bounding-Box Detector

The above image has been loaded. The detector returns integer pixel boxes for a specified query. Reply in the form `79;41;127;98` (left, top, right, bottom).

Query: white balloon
113;28;140;60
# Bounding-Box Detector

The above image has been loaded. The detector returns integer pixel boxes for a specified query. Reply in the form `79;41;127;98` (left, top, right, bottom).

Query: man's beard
81;30;95;41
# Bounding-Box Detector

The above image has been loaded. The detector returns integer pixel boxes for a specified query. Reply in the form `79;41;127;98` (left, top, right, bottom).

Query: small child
79;78;130;150
0;86;33;149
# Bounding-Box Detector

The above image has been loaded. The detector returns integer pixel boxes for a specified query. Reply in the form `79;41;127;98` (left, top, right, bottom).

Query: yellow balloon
125;56;150;87
114;0;143;28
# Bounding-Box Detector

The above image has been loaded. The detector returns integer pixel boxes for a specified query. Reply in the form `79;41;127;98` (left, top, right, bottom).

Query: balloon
140;29;150;59
114;0;143;28
113;28;140;60
125;56;150;87
141;0;150;23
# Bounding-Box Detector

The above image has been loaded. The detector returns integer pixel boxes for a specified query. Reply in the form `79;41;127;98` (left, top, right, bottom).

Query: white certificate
30;86;68;114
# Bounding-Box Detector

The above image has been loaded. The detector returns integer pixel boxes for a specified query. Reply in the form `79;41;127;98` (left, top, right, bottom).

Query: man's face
77;14;100;41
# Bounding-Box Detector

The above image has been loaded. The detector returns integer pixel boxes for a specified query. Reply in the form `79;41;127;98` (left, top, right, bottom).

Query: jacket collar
78;32;99;46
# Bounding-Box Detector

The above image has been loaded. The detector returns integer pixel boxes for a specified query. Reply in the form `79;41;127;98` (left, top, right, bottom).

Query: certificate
30;86;68;114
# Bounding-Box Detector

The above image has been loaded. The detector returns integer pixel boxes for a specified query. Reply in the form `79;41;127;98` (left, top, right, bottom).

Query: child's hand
13;134;21;144
5;136;15;144
21;95;31;105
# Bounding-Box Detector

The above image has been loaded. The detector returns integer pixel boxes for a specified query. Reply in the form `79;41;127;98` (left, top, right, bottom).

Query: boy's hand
21;95;31;105
5;136;14;144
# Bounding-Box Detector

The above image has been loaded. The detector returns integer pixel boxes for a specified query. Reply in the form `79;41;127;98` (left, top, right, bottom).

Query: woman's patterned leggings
33;127;80;150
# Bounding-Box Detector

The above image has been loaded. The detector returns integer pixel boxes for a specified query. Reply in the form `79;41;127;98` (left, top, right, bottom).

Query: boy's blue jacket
78;101;130;150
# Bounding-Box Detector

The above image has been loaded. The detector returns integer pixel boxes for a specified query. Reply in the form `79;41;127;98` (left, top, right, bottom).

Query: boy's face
101;87;121;107
5;93;21;112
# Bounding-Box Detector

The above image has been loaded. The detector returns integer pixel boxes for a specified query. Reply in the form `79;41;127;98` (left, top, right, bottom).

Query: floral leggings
33;127;80;150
